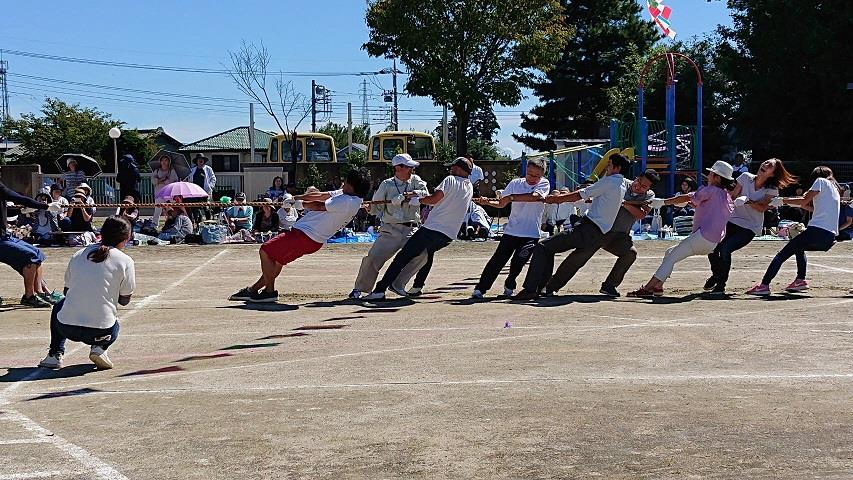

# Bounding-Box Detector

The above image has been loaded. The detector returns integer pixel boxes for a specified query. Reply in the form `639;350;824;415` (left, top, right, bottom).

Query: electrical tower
0;60;10;130
360;79;369;125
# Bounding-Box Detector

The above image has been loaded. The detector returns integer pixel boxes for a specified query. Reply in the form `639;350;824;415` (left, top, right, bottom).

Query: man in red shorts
229;170;370;303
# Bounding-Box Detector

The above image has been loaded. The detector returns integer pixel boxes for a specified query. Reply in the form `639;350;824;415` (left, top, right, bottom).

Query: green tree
435;105;500;145
317;122;371;149
364;0;569;156
716;0;853;167
1;98;155;173
516;0;658;151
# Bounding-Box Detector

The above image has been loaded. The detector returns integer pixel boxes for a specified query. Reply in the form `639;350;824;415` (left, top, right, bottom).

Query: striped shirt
62;171;87;197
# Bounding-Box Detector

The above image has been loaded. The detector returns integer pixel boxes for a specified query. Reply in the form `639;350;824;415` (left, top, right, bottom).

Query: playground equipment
521;144;606;192
610;52;703;197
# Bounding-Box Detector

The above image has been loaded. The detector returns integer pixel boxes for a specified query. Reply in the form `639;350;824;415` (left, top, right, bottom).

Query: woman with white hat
628;160;737;297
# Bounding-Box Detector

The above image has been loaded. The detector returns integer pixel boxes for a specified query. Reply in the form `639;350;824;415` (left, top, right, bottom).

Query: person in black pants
363;157;474;301
471;157;550;298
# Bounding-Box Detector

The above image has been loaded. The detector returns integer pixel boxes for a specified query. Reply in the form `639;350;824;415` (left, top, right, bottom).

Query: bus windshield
306;139;333;161
382;139;403;161
280;140;303;162
409;137;434;160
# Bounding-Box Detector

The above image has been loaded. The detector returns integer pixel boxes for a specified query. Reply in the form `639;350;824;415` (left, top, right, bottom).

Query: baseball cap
235;192;246;200
392;153;419;168
450;156;472;174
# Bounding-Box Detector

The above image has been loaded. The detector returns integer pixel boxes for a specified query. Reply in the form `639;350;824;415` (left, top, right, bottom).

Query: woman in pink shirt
628;161;737;297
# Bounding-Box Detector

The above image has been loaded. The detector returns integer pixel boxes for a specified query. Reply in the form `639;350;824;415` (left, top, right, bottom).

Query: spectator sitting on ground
672;177;697;217
266;176;287;200
460;201;491;240
77;182;97;213
541;189;559;236
119;196;139;230
225;192;253;233
66;193;94;232
252;198;280;235
157;204;193;243
30;193;61;245
49;184;69;221
277;202;298;231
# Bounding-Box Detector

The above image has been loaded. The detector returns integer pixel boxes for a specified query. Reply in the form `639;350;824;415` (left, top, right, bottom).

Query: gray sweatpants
354;222;428;292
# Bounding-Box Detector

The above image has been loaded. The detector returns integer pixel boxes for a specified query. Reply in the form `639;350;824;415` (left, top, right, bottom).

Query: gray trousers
354;222;428;292
547;232;637;292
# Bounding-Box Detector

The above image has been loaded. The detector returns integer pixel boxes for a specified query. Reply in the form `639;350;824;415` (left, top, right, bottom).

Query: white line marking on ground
810;262;853;274
0;471;83;480
0;250;227;480
2;410;127;480
0;437;51;445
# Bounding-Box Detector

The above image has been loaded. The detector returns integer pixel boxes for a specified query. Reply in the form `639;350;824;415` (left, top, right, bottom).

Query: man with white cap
349;153;429;299
362;157;474;301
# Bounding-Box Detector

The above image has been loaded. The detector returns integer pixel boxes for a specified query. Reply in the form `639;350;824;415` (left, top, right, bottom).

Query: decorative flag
648;0;677;39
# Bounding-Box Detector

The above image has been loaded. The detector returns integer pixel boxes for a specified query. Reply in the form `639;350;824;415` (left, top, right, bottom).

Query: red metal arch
639;52;703;88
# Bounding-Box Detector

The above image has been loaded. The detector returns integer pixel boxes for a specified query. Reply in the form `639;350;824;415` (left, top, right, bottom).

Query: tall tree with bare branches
227;41;311;185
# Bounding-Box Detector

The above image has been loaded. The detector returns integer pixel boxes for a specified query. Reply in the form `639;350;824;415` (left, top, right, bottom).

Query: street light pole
109;127;121;174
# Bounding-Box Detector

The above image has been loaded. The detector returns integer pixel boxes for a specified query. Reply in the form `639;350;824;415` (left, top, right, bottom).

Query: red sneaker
627;286;663;298
746;283;770;296
785;279;809;292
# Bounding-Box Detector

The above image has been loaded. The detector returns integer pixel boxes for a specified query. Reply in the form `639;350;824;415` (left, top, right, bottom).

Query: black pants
547;231;637;292
762;226;835;285
475;234;538;293
521;218;604;292
374;228;452;293
411;250;434;290
707;222;755;287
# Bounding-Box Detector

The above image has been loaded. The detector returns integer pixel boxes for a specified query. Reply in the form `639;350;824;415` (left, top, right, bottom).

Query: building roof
180;127;274;152
138;127;182;145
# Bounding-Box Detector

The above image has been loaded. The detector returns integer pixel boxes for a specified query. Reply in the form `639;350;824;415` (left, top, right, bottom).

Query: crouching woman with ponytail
39;216;135;370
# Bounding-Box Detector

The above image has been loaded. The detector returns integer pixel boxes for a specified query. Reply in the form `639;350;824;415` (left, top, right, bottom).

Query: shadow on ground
0;364;97;383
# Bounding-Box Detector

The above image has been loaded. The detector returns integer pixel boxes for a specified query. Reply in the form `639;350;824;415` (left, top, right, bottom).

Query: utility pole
311;79;317;132
249;103;255;163
360;79;368;125
391;58;398;130
347;103;353;158
442;104;449;146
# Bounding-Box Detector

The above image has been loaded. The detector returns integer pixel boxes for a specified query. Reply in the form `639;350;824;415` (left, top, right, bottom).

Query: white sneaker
89;346;114;370
502;287;514;297
38;353;62;369
390;286;408;297
348;289;362;299
406;287;423;296
471;289;484;299
362;292;386;301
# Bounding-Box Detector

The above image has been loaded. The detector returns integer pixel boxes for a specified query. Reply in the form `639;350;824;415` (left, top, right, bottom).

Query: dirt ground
1;239;852;479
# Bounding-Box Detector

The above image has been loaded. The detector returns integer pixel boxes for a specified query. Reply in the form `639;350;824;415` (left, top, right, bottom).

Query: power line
0;48;396;77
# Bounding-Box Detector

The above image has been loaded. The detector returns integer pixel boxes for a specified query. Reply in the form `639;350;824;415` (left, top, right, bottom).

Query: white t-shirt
59;245;136;329
294;189;363;243
502;177;550;238
808;177;841;234
578;174;627;234
729;172;779;234
466;203;490;228
423;175;473;239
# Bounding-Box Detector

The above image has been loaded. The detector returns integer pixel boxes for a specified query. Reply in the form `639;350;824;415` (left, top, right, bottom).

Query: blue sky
3;0;731;157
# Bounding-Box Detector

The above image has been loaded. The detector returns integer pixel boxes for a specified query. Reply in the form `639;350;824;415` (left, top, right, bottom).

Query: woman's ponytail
87;216;132;263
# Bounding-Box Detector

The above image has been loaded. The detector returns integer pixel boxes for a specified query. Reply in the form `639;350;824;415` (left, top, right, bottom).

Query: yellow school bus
267;133;337;163
368;131;436;162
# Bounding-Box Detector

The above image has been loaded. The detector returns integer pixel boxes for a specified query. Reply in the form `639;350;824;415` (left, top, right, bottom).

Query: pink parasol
155;181;209;200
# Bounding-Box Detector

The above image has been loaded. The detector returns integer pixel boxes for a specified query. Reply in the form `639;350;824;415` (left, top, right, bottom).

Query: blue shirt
839;204;853;232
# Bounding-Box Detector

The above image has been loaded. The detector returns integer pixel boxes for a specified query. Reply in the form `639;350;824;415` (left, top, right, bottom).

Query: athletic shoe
89;346;113;370
390;286;409;297
38;353;62;369
785;279;809;292
38;291;63;305
229;287;255;301
362;292;386;301
348;289;363;299
248;290;279;303
47;291;65;303
511;289;539;301
406;287;423;297
746;283;770;296
703;276;718;291
20;294;51;308
706;284;726;296
599;284;620;297
627;286;662;298
541;289;556;298
471;289;484;299
502;287;514;297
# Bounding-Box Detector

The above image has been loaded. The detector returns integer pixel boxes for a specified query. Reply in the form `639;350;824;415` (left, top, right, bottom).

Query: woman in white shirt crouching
39;216;136;370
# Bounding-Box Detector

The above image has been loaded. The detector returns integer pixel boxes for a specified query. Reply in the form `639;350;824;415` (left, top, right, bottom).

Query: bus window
409;137;434;160
382;139;403;161
280;140;303;162
306;139;332;161
371;137;380;160
269;139;279;162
